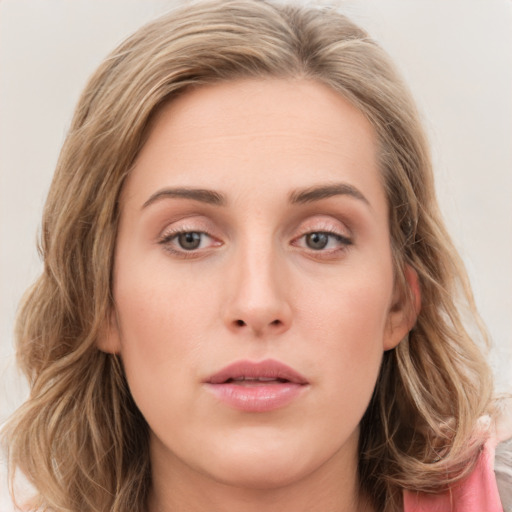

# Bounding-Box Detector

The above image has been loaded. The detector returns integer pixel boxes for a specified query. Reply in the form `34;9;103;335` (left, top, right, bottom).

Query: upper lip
205;359;309;385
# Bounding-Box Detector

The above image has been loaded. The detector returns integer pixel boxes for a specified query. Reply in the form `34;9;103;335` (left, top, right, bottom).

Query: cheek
299;260;394;351
112;261;215;413
114;249;214;346
297;262;393;411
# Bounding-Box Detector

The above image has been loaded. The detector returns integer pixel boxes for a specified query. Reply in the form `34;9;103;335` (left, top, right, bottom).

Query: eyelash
157;227;353;259
292;229;353;257
158;228;219;258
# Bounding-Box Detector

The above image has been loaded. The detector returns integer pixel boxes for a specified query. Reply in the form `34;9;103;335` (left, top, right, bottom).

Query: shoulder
404;411;512;512
495;437;512;512
495;401;512;512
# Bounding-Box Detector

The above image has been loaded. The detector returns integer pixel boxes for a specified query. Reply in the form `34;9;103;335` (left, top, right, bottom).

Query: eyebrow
142;187;227;209
289;183;370;206
141;182;369;210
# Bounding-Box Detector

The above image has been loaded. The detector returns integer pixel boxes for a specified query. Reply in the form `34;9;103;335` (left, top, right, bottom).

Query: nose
222;242;292;337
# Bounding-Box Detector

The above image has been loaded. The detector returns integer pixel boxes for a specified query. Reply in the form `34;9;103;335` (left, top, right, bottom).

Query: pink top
403;436;503;512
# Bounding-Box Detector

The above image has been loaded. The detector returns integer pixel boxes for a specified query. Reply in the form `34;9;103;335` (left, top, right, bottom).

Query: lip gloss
204;359;309;412
205;380;306;412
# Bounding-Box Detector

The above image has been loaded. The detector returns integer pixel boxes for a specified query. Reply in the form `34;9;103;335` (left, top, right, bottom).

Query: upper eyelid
155;213;353;240
158;227;215;244
293;217;352;237
157;216;217;239
295;224;349;235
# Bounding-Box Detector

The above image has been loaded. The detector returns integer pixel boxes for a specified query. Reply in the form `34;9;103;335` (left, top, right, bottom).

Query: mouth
221;376;293;386
205;359;309;385
204;359;309;412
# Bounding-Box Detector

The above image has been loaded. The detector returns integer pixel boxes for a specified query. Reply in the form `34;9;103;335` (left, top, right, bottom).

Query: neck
147;432;375;512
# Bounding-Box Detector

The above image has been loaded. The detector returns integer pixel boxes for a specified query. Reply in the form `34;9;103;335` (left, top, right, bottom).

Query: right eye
174;231;205;250
159;229;221;256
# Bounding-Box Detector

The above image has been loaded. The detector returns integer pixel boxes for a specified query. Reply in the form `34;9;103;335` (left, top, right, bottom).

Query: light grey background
1;0;511;508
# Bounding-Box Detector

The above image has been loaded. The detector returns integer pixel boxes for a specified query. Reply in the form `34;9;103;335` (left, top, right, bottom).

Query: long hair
2;1;495;510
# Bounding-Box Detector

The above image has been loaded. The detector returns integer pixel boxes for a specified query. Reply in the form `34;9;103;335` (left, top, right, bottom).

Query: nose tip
223;264;292;337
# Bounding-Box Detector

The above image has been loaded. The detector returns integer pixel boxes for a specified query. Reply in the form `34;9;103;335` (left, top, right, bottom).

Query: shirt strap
403;435;503;512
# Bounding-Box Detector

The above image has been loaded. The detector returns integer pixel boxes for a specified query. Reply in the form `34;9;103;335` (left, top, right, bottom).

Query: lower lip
205;382;307;412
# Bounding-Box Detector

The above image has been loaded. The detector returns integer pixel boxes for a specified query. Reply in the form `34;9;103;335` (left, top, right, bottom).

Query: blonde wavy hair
2;1;495;511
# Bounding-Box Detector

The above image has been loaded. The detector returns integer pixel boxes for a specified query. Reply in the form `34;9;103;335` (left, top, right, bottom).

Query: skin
99;78;418;512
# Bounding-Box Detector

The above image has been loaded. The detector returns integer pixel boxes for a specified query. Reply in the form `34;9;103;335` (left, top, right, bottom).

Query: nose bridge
224;230;291;335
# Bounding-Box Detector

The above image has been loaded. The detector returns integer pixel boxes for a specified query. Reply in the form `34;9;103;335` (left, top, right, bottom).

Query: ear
97;309;122;354
383;265;421;351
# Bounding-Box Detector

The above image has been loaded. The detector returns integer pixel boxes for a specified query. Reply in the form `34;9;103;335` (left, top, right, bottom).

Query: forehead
125;78;385;214
146;78;376;156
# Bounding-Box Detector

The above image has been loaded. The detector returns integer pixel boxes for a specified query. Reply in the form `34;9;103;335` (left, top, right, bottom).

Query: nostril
231;318;285;331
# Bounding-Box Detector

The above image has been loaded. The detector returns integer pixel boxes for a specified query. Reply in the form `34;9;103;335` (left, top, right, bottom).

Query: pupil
306;232;328;250
178;232;201;250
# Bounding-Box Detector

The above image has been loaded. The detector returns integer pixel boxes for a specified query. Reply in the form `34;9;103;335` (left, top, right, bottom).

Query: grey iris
306;233;329;250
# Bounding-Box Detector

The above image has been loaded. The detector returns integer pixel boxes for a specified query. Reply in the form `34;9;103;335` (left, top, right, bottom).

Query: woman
2;1;510;511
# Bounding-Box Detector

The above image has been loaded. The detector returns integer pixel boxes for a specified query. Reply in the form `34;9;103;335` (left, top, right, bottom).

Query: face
102;79;413;491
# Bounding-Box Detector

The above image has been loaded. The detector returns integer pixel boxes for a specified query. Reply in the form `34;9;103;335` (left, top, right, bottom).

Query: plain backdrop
1;0;511;508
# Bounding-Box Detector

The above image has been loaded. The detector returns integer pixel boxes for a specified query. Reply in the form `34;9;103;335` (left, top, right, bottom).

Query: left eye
297;231;352;251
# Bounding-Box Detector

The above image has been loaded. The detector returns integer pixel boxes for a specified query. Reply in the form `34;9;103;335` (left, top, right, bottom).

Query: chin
195;431;333;491
211;455;312;490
